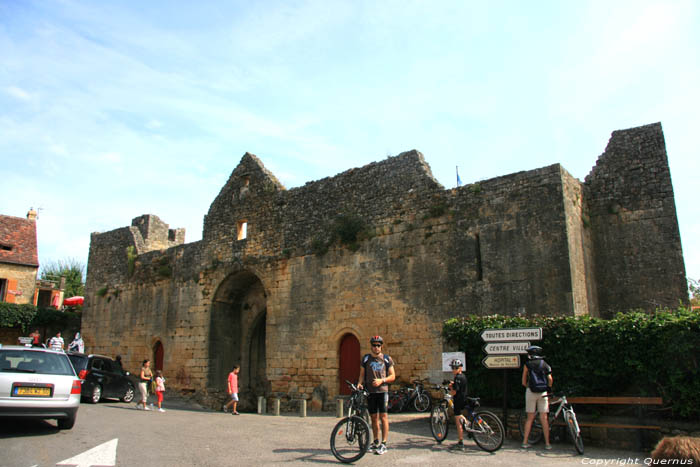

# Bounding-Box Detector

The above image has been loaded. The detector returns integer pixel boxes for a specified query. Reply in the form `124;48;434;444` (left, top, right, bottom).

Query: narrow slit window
237;220;248;240
475;233;483;281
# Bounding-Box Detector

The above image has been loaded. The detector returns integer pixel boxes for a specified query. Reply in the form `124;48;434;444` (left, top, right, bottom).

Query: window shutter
6;279;18;303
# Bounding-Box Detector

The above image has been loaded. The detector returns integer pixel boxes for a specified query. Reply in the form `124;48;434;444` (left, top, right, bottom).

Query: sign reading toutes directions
480;327;542;342
481;327;542;370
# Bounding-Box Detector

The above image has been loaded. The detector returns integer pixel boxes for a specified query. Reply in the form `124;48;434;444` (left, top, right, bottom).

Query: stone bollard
336;398;344;418
257;396;266;414
299;399;307;417
273;398;281;416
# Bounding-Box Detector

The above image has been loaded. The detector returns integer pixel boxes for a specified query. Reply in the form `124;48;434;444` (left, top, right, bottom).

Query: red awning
63;296;84;306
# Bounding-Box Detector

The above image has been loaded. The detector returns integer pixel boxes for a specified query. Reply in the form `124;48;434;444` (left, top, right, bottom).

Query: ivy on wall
443;307;700;419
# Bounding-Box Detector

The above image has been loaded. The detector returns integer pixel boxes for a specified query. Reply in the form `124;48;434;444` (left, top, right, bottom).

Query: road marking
56;438;118;467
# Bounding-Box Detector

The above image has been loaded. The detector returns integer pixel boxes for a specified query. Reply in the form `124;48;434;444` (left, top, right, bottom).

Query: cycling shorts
367;392;389;414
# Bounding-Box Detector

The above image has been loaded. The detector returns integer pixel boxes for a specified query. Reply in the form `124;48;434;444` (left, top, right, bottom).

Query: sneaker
144;406;151;411
544;444;553;450
158;408;165;412
233;411;240;415
222;405;228;413
521;443;531;449
375;443;387;455
368;441;379;453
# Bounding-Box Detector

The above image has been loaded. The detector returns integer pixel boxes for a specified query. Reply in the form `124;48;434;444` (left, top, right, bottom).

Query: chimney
27;208;38;221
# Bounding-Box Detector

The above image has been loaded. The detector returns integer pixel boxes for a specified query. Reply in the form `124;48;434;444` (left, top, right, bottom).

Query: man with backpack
521;345;553;450
358;335;395;455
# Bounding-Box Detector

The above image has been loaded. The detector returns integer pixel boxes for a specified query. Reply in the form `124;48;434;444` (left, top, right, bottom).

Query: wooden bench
565;396;663;449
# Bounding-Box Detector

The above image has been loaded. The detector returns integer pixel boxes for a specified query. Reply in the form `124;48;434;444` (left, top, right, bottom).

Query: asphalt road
0;395;654;466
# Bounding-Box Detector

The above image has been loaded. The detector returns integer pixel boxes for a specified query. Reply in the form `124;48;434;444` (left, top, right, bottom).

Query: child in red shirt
223;365;240;415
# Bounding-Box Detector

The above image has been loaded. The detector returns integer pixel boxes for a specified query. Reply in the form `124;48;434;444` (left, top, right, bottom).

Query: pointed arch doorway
339;333;360;395
209;270;268;409
153;341;164;372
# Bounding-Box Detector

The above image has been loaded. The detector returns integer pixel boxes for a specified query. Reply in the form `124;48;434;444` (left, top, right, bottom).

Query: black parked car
66;353;135;404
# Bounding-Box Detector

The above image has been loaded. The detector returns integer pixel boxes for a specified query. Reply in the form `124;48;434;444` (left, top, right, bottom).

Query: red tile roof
0;215;39;267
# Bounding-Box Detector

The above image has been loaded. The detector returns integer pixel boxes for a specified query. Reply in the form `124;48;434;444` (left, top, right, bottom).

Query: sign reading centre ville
483;341;531;355
480;327;542;342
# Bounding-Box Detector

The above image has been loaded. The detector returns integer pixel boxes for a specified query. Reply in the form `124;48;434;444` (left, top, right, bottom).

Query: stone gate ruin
82;122;687;410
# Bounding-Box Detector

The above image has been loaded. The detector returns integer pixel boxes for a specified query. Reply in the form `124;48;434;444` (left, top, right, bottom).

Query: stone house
0;209;40;305
82;123;687;410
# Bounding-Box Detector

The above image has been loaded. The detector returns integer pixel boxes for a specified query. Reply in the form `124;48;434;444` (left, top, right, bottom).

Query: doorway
153;341;164;372
339;333;360;395
209;270;267;405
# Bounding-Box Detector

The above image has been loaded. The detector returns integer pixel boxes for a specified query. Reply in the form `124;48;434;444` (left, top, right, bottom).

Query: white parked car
0;345;81;429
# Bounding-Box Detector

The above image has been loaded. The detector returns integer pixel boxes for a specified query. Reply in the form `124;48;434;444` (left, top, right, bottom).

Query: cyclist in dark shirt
358;335;396;455
448;358;469;450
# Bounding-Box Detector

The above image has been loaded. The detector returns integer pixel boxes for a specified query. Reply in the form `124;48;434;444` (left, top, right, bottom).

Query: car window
0;349;75;376
68;354;88;372
102;359;115;372
91;358;104;371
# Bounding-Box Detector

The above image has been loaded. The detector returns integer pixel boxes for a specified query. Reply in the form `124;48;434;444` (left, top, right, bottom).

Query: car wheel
57;413;76;430
90;384;102;404
121;383;135;403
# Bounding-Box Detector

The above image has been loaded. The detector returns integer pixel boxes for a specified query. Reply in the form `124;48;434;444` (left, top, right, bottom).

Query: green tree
689;278;700;307
40;258;85;298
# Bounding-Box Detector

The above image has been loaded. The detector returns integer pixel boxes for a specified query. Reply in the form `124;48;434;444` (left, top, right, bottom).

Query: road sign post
480;327;543;430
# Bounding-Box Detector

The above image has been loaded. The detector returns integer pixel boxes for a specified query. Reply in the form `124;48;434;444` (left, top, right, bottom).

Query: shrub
442;307;700;419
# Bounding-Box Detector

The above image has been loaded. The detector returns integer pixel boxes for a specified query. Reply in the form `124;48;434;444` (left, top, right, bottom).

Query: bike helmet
450;358;463;369
526;345;544;359
370;335;384;345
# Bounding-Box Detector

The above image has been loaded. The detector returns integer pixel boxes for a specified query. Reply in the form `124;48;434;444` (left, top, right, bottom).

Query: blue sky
1;0;698;286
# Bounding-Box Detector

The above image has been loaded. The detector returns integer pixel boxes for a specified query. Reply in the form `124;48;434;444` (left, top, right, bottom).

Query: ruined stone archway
208;270;267;405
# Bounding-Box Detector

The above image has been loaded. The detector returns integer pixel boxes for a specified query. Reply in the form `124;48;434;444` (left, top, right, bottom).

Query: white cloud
5;86;33;101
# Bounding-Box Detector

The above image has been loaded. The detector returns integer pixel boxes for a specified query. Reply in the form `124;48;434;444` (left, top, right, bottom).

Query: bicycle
344;379;371;424
330;381;371;463
429;383;505;452
387;379;432;413
518;391;584;455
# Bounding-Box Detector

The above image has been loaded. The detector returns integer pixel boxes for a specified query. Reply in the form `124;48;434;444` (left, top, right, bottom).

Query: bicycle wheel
518;410;543;444
472;410;505;452
414;392;431;412
430;406;449;443
330;416;371;463
565;410;584;455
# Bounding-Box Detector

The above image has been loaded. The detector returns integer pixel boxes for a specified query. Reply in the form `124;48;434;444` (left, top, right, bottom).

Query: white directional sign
482;354;520;369
480;327;542;342
57;438;118;467
483;341;530;355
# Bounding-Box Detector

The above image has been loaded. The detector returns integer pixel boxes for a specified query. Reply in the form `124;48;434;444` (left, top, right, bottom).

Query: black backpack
527;359;550;392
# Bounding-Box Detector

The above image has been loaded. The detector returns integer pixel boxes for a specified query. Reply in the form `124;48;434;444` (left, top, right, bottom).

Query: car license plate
14;386;52;397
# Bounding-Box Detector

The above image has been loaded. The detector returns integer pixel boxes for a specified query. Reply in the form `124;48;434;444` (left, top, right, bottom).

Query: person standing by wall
68;332;84;352
358;335;395;455
223;365;240;415
137;359;153;411
48;331;64;351
448;359;468;451
521;345;553;450
155;370;166;412
29;329;41;347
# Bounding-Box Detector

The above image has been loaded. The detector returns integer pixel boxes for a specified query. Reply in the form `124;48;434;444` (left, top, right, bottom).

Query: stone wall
81;123;687;409
584;123;687;317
